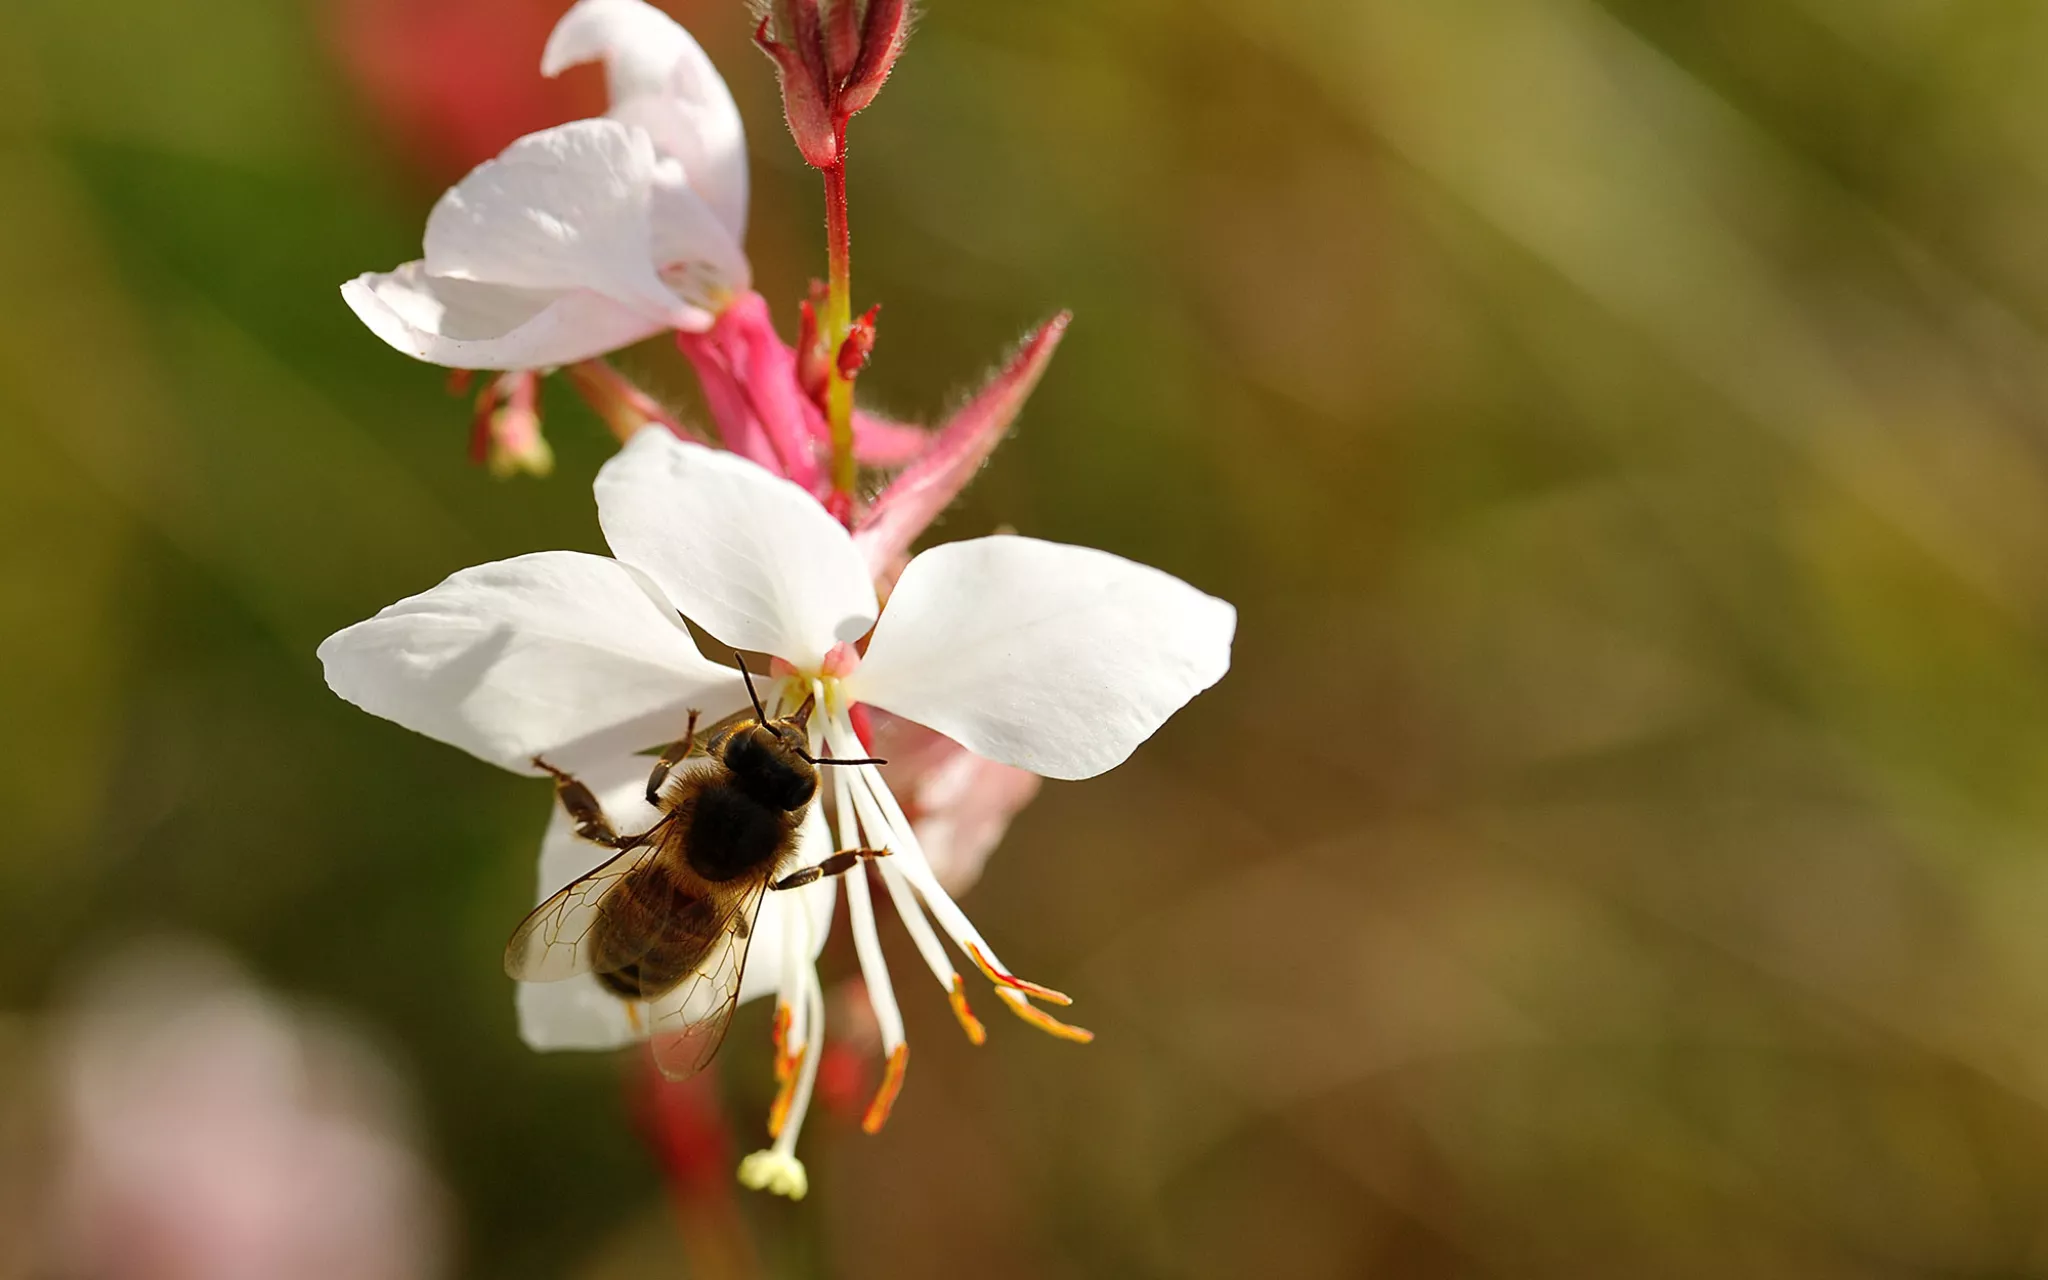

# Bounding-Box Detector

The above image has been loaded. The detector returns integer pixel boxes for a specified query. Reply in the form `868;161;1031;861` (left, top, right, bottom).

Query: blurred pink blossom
330;0;604;184
49;944;446;1280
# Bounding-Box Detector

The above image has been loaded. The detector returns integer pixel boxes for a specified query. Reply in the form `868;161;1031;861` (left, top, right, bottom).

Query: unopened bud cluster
753;0;909;168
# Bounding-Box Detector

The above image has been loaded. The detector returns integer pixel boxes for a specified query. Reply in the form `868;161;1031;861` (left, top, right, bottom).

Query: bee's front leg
771;847;890;891
644;708;703;806
532;756;634;849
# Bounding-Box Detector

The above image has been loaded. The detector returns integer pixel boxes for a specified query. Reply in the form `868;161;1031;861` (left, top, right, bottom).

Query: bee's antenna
800;750;888;768
734;652;769;724
731;652;884;765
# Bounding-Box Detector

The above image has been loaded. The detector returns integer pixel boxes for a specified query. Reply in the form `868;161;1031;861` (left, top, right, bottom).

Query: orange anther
994;988;1094;1044
769;1003;800;1084
965;941;1073;1006
766;1065;799;1139
766;1014;804;1140
860;1043;910;1134
947;975;988;1046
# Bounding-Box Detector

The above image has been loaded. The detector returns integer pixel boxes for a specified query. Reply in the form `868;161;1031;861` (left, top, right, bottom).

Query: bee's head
720;656;888;813
719;713;819;812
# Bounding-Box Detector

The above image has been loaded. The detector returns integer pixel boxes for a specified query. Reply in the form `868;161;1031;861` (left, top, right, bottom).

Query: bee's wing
645;875;773;1080
644;705;756;762
503;821;677;983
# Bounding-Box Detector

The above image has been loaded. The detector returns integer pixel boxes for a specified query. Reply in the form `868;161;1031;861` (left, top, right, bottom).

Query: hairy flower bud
753;0;911;169
839;0;907;116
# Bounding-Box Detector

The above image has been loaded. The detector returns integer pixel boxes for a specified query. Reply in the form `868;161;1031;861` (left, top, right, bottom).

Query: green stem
821;144;856;502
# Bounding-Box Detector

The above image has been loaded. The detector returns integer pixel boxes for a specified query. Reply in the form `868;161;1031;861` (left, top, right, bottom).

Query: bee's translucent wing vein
646;877;772;1080
503;832;669;982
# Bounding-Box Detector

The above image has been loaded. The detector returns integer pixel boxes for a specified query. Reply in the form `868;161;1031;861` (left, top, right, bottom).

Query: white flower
317;430;1236;1194
342;0;749;371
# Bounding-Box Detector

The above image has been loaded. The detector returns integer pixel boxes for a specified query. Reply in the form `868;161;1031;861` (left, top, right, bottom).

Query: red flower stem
821;131;857;504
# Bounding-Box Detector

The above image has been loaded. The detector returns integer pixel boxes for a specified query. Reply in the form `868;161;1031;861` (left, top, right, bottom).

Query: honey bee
504;656;886;1078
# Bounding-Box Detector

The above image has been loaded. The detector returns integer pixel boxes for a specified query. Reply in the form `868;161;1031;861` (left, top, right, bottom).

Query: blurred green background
11;0;2048;1275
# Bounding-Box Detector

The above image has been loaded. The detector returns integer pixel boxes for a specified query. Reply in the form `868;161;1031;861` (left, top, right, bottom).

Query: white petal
851;537;1237;780
422;119;687;327
646;174;750;313
543;0;693;103
593;432;878;668
543;0;749;241
514;972;638;1050
514;758;830;1051
341;264;667;370
621;96;749;247
318;551;748;772
516;756;652;1050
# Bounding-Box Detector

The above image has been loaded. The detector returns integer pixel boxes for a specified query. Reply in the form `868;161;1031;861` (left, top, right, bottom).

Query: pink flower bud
824;0;863;87
468;370;554;478
753;0;913;169
753;14;840;168
839;0;909;118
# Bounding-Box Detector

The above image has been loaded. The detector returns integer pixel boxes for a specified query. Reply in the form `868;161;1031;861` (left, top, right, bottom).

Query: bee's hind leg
645;708;703;805
532;756;635;849
771;847;889;891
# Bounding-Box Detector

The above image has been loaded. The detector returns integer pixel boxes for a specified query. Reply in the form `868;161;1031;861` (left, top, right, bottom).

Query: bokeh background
10;0;2048;1275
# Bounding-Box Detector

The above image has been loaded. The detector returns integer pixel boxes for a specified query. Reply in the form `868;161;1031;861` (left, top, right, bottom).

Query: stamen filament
831;725;1085;1049
873;859;955;987
832;752;905;1052
874;860;985;1043
841;744;993;1047
848;758;1038;985
776;871;809;1063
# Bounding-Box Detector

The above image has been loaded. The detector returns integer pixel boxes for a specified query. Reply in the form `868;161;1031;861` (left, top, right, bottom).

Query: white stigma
735;1149;808;1200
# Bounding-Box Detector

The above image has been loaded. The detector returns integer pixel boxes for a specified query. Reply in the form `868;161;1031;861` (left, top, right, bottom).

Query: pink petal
850;411;930;467
674;291;824;488
852;312;1069;572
